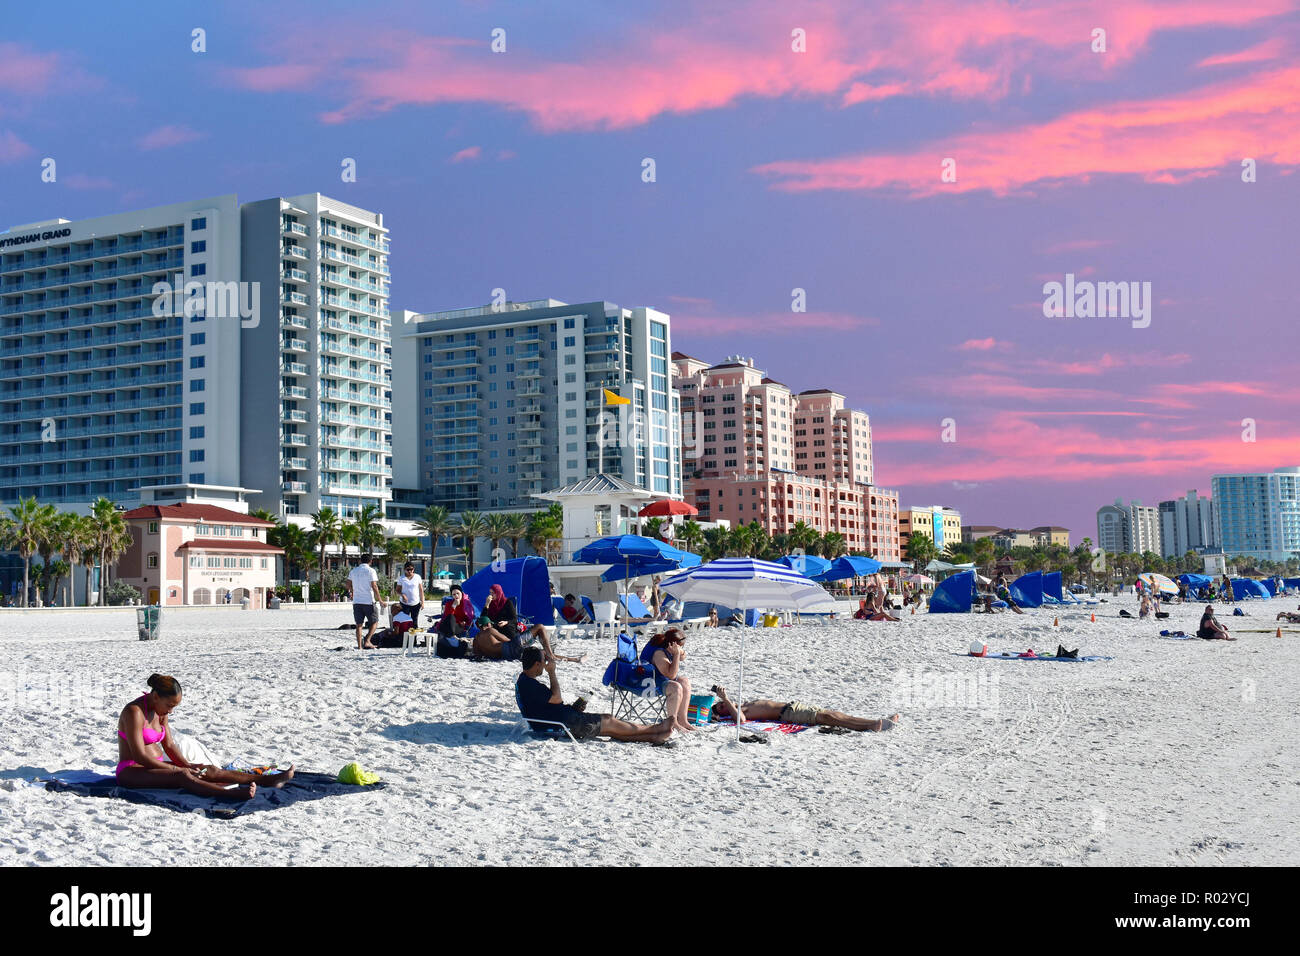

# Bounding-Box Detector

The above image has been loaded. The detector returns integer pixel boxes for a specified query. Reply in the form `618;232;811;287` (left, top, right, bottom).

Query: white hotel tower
0;193;390;518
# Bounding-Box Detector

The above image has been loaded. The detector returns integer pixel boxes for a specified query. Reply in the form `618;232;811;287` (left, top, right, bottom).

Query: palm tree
412;504;453;575
678;519;704;556
641;517;664;540
351;504;385;555
822;531;848;559
88;497;129;607
973;536;996;574
906;532;937;573
526;506;562;559
483;512;515;566
504;512;529;559
277;523;314;581
6;498;55;607
453;510;488;575
311;507;341;586
44;511;83;606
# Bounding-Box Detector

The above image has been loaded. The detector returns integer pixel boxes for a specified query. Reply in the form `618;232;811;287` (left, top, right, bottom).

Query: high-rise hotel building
1211;467;1300;561
391;299;681;512
240;194;391;517
671;353;900;560
0;193;390;518
1;198;243;503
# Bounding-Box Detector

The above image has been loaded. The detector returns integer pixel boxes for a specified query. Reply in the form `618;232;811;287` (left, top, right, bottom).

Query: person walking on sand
346;553;384;649
115;675;294;800
710;684;900;732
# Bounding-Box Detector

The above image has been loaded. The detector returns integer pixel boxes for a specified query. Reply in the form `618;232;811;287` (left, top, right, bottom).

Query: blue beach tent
929;569;976;613
462;556;554;624
1042;571;1064;603
1010;571;1045;609
1231;578;1272;600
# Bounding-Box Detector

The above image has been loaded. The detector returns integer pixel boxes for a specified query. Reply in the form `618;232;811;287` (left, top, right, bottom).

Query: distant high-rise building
1211;467;1300;560
1096;498;1163;555
390;299;680;512
671;353;898;559
1158;490;1216;558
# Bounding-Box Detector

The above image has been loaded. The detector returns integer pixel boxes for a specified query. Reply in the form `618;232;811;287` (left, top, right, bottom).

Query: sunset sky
3;0;1298;541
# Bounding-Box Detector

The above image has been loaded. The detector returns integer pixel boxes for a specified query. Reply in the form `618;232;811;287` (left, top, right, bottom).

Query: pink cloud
138;125;204;150
1197;36;1288;67
956;337;1003;351
63;173;114;190
448;146;482;164
218;2;1294;133
753;64;1300;196
0;42;103;117
0;129;33;163
674;310;875;337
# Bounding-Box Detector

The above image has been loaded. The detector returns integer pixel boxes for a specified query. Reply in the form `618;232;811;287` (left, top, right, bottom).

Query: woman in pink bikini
115;674;294;801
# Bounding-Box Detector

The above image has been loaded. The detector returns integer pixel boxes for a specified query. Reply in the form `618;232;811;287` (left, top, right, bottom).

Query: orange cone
1277;627;1283;638
1090;613;1096;623
1053;617;1059;627
910;605;916;615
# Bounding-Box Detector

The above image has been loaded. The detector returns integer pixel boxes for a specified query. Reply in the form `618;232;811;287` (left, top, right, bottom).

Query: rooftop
123;504;276;525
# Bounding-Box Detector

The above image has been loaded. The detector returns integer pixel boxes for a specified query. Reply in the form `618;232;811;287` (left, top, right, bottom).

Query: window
564;336;575;347
190;402;205;415
189;426;205;439
564;318;575;329
190;356;205;369
191;217;206;230
148;521;159;533
190;240;206;254
147;554;158;569
190;449;205;462
190;379;205;392
190;332;205;346
189;472;205;483
190;263;206;277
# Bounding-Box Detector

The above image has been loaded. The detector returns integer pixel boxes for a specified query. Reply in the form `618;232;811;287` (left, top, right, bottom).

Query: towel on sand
39;770;387;820
958;652;1114;662
711;719;814;734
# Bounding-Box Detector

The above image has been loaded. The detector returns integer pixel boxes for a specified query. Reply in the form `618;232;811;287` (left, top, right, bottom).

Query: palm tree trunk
22;557;30;608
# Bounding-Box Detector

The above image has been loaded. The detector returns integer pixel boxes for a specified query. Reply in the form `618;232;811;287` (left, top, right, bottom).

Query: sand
1;596;1296;866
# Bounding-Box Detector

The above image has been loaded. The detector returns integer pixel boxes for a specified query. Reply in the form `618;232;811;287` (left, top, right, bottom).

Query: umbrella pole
736;624;745;743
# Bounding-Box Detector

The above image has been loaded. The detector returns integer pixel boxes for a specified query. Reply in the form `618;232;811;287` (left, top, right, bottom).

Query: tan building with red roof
118;502;282;607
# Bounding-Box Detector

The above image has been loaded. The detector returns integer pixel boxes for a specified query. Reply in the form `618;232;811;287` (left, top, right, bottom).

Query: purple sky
4;0;1299;541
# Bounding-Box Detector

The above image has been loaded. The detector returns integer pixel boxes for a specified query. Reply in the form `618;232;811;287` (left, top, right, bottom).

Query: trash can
137;605;161;641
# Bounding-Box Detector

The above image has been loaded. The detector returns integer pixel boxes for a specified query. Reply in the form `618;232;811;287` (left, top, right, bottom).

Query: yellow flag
603;388;631;406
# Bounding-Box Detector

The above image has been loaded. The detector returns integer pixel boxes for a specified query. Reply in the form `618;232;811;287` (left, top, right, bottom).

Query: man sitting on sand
1197;605;1236;641
516;647;673;743
710;684;900;732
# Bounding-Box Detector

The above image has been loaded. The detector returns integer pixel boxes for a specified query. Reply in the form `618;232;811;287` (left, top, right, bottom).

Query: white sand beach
1;598;1296;866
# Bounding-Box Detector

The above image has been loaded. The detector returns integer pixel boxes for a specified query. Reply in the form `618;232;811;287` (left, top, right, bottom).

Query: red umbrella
638;500;698;518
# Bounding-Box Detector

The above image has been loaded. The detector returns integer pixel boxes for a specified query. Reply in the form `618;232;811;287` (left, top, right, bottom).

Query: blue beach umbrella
812;555;883;582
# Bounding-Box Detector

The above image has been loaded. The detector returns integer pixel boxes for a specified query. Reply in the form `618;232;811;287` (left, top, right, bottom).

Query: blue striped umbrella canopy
659;558;834;741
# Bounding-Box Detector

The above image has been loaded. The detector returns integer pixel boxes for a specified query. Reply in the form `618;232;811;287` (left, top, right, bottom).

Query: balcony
282;268;308;283
281;409;308;424
280;385;309;400
281;313;308;330
282;480;309;493
283;222;310;237
282;244;309;260
282;457;308;470
282;338;309;353
283;361;309;376
281;291;310;307
282;433;308;447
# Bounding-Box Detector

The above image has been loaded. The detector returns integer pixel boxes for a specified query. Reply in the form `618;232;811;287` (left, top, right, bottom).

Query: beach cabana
1009;571;1045;608
1283;577;1300;591
928;569;976;613
1231;578;1272;600
1042;571;1064;603
461;556;554;624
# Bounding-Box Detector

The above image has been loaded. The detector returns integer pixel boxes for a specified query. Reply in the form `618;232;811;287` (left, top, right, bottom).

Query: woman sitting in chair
641;627;694;733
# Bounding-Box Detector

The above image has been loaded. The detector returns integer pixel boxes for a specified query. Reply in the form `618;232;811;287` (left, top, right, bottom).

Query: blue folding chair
600;631;667;724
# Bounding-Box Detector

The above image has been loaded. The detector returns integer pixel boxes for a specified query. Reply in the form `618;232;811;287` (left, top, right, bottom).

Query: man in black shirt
515;647;674;743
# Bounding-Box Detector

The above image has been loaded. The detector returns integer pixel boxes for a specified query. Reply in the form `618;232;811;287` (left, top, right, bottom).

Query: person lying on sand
115;675;294;801
475;616;587;664
709;684;900;732
1275;611;1300;624
1197;605;1236;641
516;647;673;743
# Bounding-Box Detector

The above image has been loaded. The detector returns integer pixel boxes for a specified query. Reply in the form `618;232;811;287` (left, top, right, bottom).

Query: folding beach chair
600;631;667;724
514;682;579;744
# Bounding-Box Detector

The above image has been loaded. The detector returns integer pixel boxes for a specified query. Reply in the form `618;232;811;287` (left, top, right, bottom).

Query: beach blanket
39;770;387;820
958;653;1113;662
712;719;814;734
